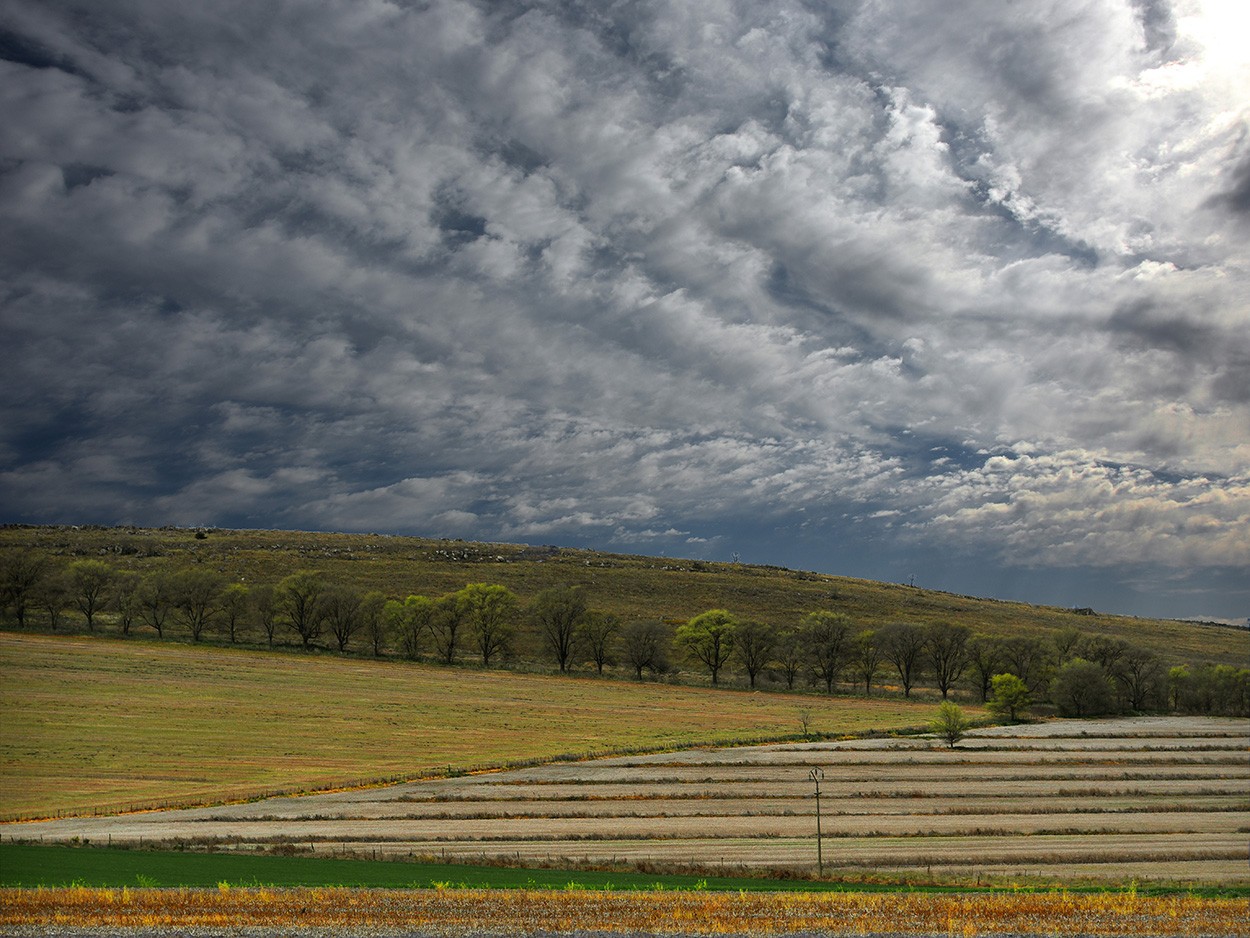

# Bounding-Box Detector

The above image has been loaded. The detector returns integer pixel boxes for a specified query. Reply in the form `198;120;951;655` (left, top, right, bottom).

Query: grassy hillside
1;524;1244;666
0;632;951;820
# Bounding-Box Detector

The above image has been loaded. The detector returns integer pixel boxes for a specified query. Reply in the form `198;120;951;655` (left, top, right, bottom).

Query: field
6;715;1246;888
4;524;1246;667
0;632;945;820
4;885;1248;935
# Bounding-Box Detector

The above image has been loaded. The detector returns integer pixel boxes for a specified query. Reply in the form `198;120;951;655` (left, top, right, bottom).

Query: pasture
0;632;942;820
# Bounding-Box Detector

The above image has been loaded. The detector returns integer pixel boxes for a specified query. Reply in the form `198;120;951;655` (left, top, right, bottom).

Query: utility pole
809;767;825;875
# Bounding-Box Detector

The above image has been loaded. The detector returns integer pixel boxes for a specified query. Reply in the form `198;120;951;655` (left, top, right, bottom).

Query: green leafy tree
986;673;1031;723
279;571;328;648
878;622;926;697
801;611;853;695
531;586;587;673
67;559;115;631
930;700;970;748
461;583;518;667
580;610;619;675
734;618;776;689
1050;658;1115;717
391;595;437;660
676;609;737;685
925;621;971;699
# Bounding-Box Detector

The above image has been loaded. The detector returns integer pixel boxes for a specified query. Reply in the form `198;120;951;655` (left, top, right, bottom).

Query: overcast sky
2;0;1247;620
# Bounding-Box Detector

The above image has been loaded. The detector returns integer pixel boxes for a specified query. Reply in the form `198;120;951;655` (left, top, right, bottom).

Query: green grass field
3;845;1240;897
0;632;950;820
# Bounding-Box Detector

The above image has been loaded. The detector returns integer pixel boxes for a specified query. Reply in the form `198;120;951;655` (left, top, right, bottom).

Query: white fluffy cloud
1;0;1246;616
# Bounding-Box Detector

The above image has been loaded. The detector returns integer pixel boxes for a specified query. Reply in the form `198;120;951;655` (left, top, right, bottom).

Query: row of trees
2;550;1246;715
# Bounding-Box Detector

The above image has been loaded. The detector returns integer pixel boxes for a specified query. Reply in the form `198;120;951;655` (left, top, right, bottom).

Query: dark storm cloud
1;0;1247;617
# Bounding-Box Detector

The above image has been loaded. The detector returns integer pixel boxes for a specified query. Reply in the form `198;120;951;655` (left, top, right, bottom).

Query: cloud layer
2;0;1247;617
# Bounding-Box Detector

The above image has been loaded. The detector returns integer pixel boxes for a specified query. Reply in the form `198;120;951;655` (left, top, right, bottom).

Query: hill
1;524;1244;667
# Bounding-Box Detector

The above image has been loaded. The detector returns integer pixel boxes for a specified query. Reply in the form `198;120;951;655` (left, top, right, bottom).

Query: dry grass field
7;716;1246;887
4;885;1248;935
0;632;944;820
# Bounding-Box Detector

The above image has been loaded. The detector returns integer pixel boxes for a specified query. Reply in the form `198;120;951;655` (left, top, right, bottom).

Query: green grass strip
3;845;1244;897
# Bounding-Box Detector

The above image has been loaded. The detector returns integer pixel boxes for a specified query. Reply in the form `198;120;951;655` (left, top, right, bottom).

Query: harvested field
4;716;1247;885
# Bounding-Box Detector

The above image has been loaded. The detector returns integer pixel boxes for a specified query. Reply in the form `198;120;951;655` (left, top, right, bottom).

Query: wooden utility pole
809;767;825;875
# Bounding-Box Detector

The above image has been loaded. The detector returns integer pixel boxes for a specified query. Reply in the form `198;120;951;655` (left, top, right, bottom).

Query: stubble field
7;716;1247;887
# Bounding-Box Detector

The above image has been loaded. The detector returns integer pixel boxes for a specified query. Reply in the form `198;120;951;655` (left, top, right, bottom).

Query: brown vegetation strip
2;887;1247;935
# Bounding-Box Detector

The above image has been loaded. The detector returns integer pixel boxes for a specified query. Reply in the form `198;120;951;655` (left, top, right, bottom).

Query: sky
2;0;1248;622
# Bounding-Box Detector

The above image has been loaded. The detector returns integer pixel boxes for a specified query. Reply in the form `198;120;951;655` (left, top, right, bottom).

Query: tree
530;586;587;673
967;634;1004;702
925;621;970;700
136;572;175;638
1052;626;1085;666
251;584;279;646
1113;646;1164;712
432;592;469;664
171;567;224;642
676;609;737;685
279;571;328;648
1000;636;1052;693
322;585;363;653
878;622;926;697
930;701;970;749
67;559;115;631
112;571;142;637
359;590;387;657
986;673;1031;723
802;611;853;695
734;618;775;689
461;583;518;667
774;628;804;690
1050;658;1115;717
580;610;619;675
33;571;70;631
0;549;49;628
220;583;250;644
622;620;669;680
391;595;437;660
851;629;883;695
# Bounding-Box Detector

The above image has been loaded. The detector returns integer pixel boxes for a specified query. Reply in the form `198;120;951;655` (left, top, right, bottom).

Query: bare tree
622;620;669;680
462;583;518;666
967;634;1004;702
279;571;328;648
432;592;469;664
137;572;175;638
359;590;388;657
925;621;970;699
801;611;853;695
531;585;587;673
1001;635;1052;693
220;583;250;643
250;584;278;646
878;622;926;697
774;627;804;689
68;559;115;631
851;629;882;695
112;571;141;636
322;585;363;653
580;610;619;675
172;567;224;642
734;618;776;689
0;549;49;628
1113;646;1165;711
